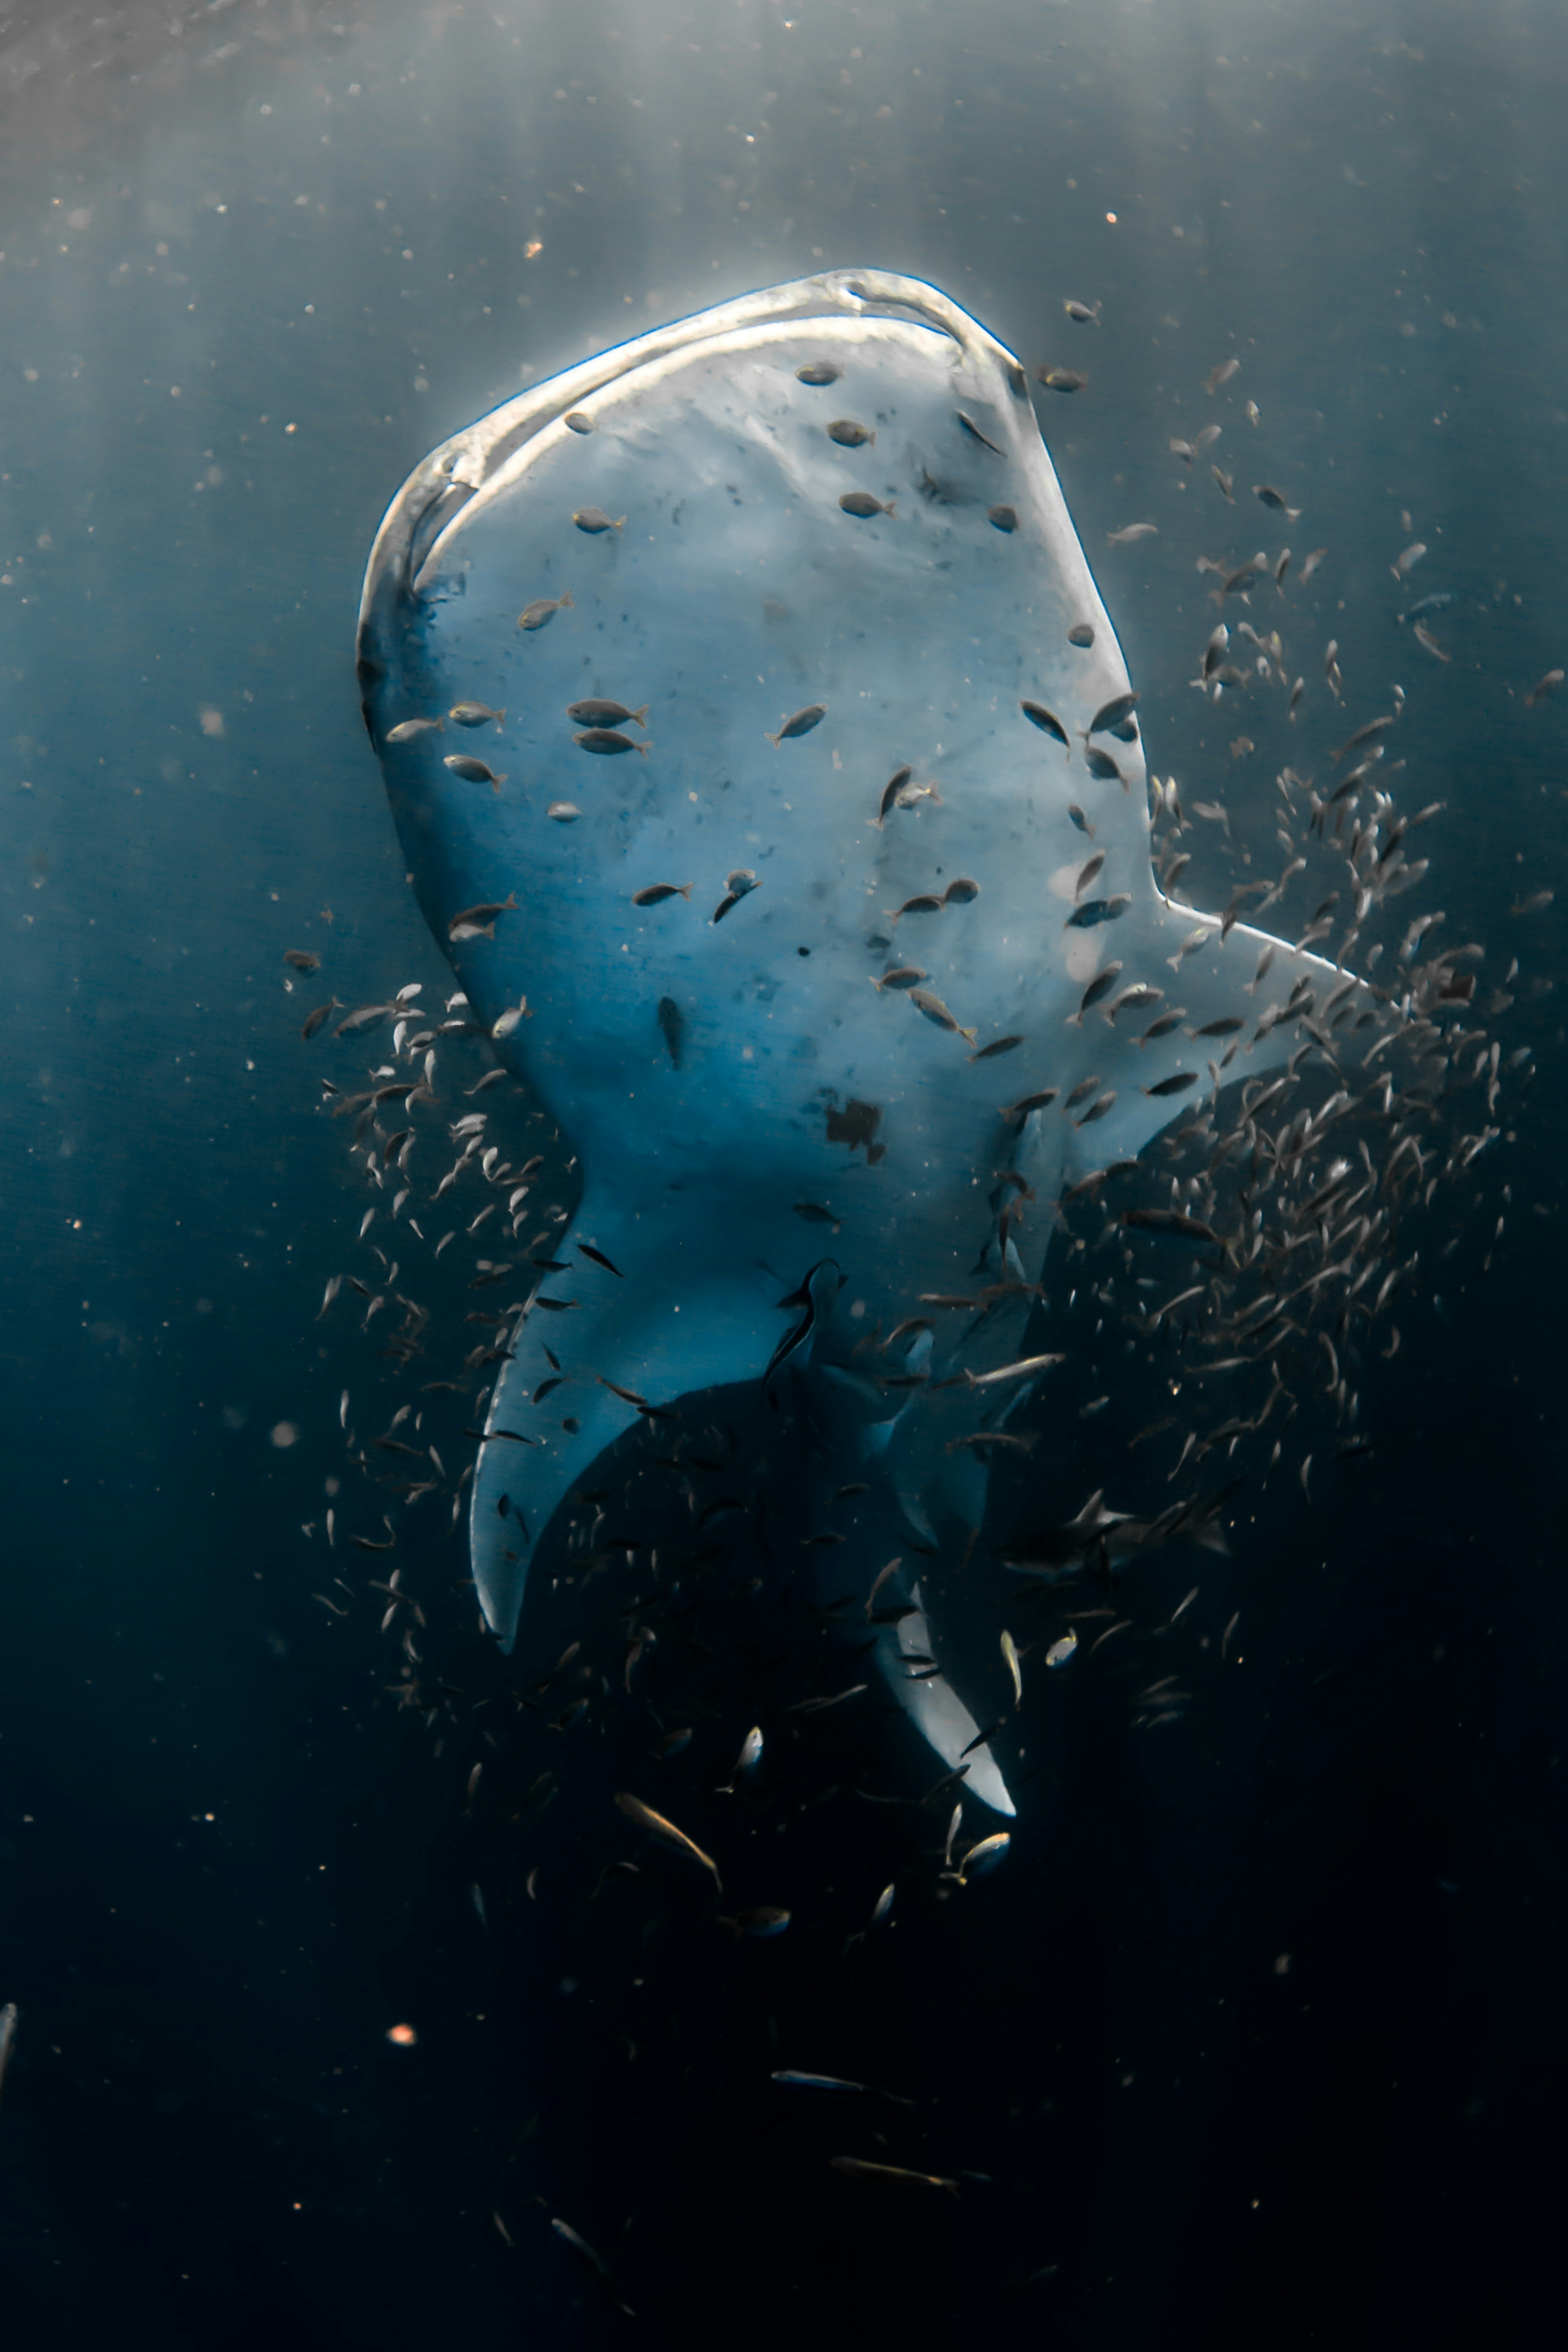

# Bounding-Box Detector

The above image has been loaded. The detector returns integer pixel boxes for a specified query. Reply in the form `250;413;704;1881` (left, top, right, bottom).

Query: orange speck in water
386;2022;418;2047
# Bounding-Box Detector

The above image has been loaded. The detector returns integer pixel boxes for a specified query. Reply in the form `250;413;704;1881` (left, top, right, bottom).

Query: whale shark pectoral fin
878;1591;1016;1819
1055;898;1358;1183
469;1227;784;1654
470;1373;639;1652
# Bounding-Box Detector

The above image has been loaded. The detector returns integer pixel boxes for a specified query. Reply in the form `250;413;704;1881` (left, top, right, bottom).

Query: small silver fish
1088;691;1139;736
872;763;915;825
1067;803;1094;836
575;727;649;757
1300;547;1327;580
1076;852;1107;896
1046;1631;1078;1668
871;965;927;992
988;504;1019;532
1106;982;1162;1022
444;753;506;788
1071;963;1122;1025
546;801;579;823
955;1831;1011;1881
1392;540;1428;579
1212;465;1235;502
448;701;505;728
1077;1090;1116;1126
614;1791;722;1891
517;589;574;630
908;987;978;1043
1254;484;1302;519
631;882;693;907
1168;926;1213;968
723;1906;791;1938
796;361;842;386
572;506;624;533
711;870;761;924
720;1725;763;1791
1526;669;1563;707
766;703;827;746
826;418;875;447
1205;356;1241;392
829;2156;959;2197
566;698;648;729
839;490;896;519
447;893;517;941
1036;366;1088;392
957;411;1004;452
1020;700;1071;754
1063;298;1101;324
1107;522;1158;544
386;716;444;742
1139;1008;1186;1042
563;410;595;433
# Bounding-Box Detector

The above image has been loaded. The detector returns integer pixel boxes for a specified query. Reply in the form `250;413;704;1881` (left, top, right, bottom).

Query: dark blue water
2;3;1564;2344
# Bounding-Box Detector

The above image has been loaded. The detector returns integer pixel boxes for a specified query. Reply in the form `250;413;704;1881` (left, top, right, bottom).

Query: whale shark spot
356;269;1372;1815
825;1100;881;1155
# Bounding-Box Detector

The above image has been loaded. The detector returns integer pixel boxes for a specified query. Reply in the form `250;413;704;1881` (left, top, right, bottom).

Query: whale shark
355;269;1365;1819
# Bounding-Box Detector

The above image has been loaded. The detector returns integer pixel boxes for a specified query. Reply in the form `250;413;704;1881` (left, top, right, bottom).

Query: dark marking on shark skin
825;1100;882;1157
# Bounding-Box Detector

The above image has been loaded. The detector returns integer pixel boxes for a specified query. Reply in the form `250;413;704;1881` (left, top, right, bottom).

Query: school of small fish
285;276;1552;2300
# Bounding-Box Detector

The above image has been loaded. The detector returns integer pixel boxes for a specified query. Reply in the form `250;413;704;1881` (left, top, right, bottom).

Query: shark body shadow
355;269;1341;1815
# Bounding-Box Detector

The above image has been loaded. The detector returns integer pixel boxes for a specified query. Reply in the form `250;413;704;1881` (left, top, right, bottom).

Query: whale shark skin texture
356;269;1338;1817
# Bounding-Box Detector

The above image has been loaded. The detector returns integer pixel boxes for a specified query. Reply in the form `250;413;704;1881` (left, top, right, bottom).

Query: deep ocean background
0;1;1564;2345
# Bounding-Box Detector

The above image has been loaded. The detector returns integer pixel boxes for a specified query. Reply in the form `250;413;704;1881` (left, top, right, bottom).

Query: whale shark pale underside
355;269;1344;1816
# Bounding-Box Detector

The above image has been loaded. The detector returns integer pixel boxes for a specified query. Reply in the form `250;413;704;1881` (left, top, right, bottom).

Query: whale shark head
356;269;1368;1815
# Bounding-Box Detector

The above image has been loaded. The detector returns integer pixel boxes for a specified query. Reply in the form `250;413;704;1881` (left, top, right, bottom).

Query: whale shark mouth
349;269;1494;1820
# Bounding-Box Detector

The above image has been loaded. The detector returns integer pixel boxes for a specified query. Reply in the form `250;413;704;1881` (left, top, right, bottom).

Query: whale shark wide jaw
356;268;1348;1816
